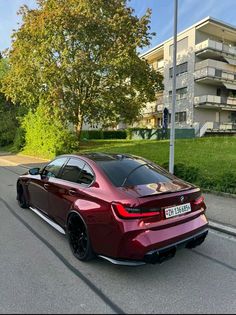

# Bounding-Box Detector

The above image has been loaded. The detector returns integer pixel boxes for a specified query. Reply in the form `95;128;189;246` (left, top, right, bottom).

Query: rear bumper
99;228;208;265
115;213;208;261
144;229;208;264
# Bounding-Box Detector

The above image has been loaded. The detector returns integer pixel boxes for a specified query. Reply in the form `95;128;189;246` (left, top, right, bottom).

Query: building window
169;87;188;101
169;62;188;78
229;90;236;98
231;112;236;123
217;88;222;96
215;69;222;77
168;111;187;123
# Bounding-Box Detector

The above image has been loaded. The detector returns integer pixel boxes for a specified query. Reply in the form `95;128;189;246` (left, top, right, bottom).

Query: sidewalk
0;153;235;237
0;152;48;169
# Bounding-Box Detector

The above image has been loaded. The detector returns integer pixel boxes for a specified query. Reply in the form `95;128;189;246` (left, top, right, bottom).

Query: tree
0;57;18;146
2;0;163;138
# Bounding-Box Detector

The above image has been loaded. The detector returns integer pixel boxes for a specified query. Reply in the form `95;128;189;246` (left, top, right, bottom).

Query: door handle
44;183;49;189
68;189;77;196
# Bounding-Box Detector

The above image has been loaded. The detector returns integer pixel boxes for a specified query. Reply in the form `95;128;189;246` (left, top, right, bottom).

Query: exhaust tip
144;247;176;264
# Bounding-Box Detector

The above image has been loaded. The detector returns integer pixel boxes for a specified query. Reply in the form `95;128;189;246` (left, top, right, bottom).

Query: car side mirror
29;167;41;176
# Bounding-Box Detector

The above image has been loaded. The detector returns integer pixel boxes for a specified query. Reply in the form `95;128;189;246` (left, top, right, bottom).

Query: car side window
78;164;94;185
42;158;67;178
60;158;94;186
60;158;85;183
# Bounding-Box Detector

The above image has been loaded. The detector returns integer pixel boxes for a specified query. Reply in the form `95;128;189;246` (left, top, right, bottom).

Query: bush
81;130;102;140
81;130;127;140
22;104;79;158
0;107;17;146
13;127;26;151
103;130;126;139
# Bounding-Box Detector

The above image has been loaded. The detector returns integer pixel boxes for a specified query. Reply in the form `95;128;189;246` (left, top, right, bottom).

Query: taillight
192;196;206;211
112;203;161;219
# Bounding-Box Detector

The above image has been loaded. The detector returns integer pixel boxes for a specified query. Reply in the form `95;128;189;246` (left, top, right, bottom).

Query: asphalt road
0;162;236;314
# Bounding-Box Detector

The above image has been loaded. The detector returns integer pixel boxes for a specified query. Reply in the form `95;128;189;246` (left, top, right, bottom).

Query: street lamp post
169;0;178;174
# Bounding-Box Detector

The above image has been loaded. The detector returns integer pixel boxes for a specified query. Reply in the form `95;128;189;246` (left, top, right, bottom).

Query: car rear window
97;158;172;187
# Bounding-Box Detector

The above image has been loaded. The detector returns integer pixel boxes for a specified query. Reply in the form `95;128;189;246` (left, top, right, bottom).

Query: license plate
165;203;191;219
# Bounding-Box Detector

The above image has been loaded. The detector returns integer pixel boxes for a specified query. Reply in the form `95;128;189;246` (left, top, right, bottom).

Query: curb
209;220;236;237
203;189;236;199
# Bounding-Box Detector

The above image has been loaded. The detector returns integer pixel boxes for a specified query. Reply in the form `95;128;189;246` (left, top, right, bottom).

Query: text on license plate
165;203;191;219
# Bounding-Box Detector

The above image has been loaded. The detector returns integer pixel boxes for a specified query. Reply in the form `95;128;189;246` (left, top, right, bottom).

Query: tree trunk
76;115;84;141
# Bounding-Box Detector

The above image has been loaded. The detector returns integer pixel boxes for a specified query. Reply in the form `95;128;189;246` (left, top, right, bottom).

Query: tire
17;183;28;209
67;213;94;261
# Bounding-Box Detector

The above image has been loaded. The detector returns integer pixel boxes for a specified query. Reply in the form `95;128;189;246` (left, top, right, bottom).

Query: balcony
195;39;236;65
195;59;235;72
195;121;236;137
194;66;236;86
142;97;164;117
206;122;236;133
194;95;236;110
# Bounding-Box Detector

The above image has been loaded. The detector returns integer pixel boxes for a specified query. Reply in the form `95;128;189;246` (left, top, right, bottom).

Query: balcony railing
195;59;235;72
194;95;236;108
195;39;236;56
194;66;236;82
211;122;236;130
142;97;164;116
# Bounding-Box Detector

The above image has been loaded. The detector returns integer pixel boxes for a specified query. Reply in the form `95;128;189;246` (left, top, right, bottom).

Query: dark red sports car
16;153;208;265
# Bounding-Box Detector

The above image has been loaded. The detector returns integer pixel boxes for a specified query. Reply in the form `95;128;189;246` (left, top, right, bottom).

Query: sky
0;0;236;54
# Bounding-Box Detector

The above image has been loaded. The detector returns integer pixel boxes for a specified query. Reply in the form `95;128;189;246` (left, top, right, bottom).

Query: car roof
82;152;142;162
60;152;146;163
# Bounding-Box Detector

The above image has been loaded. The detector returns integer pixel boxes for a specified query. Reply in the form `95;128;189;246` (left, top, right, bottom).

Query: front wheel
67;213;94;261
17;183;28;209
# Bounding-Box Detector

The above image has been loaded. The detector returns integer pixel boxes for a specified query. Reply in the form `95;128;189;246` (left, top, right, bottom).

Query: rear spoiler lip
138;187;200;198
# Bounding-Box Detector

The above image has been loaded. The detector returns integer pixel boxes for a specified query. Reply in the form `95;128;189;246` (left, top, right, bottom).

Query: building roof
140;16;236;58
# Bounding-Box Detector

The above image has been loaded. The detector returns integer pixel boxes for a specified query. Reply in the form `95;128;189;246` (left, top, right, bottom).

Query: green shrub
103;130;126;139
81;130;127;140
22;104;79;158
126;128;132;140
0;110;17;146
13;127;26;151
81;130;102;140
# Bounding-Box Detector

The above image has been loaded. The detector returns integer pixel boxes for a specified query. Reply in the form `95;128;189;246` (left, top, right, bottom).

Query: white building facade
140;17;236;135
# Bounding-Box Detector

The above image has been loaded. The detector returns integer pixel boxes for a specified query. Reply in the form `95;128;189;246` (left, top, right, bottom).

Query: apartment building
139;16;236;136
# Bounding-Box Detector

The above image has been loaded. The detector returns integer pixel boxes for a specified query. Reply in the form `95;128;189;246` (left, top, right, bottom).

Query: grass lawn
1;136;236;193
78;136;236;193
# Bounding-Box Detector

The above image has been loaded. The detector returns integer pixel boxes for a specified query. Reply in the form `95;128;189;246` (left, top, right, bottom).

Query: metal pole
169;0;178;174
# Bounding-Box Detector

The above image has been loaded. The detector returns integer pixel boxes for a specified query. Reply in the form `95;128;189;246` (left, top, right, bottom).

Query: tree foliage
0;58;18;146
2;0;163;136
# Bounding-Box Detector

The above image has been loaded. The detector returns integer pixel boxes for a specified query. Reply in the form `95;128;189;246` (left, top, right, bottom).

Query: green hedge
81;130;127;140
128;128;195;140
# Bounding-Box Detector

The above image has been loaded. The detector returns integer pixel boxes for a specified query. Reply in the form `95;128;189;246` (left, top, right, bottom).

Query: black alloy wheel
17;184;28;208
67;214;94;261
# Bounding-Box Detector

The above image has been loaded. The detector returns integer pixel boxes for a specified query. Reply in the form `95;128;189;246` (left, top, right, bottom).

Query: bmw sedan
16;153;208;265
